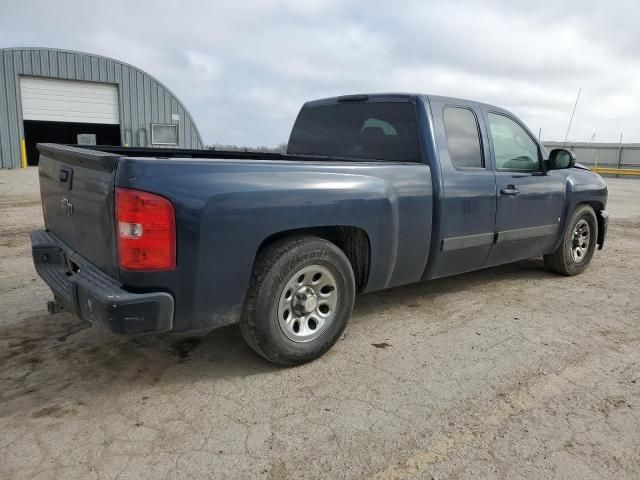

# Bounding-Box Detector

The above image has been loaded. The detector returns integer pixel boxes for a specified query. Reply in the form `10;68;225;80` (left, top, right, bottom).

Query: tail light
115;187;176;271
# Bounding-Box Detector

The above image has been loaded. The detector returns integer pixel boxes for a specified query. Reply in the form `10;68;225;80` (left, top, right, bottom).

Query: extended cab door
481;108;565;266
425;97;497;279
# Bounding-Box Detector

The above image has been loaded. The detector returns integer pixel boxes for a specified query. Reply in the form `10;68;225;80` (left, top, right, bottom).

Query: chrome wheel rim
571;219;590;263
277;265;339;343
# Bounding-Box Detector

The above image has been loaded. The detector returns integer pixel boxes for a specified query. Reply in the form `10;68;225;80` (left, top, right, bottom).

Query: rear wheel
239;235;355;366
544;204;598;276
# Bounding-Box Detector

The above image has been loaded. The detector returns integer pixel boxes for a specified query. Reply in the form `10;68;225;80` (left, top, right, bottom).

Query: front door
483;110;565;266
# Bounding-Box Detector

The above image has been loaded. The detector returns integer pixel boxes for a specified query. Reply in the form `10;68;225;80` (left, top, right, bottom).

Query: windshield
287;101;420;162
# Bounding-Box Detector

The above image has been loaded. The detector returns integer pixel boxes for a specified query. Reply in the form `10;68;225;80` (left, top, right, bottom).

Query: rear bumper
31;229;174;334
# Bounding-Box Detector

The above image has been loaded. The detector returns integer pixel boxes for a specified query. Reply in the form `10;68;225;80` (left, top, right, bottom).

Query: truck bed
75;145;288;160
69;145;417;163
35;142;434;334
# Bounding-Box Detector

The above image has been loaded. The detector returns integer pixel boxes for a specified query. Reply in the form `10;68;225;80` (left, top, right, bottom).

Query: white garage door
20;77;120;124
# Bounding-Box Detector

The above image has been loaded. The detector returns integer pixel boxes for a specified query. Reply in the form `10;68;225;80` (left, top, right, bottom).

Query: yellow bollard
20;139;27;168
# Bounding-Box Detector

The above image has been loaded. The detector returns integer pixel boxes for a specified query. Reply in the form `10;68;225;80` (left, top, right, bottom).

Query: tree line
207;143;288;153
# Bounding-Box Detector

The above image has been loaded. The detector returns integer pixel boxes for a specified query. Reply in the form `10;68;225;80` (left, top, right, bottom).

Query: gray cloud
1;0;638;145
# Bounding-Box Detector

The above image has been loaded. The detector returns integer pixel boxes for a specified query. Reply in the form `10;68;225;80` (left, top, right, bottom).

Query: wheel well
580;201;605;247
583;200;603;214
256;226;371;292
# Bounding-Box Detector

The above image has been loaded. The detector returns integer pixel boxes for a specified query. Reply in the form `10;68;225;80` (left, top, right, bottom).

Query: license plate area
68;258;81;274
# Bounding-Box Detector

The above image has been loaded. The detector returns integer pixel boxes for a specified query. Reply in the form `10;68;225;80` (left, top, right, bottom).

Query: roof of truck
304;93;505;113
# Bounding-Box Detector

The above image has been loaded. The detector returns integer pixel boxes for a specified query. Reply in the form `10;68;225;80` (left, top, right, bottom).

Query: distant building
0;47;203;169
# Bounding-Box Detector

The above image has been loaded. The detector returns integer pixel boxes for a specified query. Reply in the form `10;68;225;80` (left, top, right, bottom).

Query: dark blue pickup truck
32;93;608;365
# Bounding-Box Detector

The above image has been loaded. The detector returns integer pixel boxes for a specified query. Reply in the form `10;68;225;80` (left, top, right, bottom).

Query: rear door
38;144;120;278
481;109;565;266
427;97;497;278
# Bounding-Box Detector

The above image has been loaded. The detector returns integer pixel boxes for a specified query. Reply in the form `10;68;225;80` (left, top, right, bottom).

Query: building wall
0;48;204;169
544;141;640;168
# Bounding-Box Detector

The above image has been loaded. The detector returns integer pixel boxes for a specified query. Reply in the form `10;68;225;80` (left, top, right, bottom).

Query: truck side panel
549;167;608;253
115;158;433;332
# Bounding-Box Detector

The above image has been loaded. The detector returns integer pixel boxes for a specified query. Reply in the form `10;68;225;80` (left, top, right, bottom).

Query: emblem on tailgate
61;197;73;216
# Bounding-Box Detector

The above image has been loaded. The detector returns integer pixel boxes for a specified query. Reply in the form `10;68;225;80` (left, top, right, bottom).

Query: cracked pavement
1;169;639;479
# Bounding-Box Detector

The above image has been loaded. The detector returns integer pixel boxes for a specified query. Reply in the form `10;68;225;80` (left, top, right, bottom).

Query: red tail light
115;187;176;271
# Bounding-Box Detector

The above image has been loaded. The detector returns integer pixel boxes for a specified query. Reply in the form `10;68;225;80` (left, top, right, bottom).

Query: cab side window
443;107;484;169
488;113;540;171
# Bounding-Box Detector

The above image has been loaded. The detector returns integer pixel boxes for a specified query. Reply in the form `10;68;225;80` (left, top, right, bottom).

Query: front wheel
239;235;355;366
544;204;598;276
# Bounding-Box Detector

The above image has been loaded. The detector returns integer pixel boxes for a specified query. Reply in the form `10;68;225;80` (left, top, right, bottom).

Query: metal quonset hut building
0;47;204;169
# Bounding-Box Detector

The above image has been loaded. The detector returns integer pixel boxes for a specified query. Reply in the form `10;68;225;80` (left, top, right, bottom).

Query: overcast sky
1;0;638;146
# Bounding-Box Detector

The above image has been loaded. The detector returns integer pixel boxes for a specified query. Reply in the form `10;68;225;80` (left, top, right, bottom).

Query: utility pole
617;132;624;170
563;88;582;147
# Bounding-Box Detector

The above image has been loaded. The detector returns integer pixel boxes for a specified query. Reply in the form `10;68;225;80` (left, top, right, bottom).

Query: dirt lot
1;168;639;479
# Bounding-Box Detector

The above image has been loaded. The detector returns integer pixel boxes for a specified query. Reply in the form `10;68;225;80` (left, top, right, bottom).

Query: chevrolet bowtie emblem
61;197;73;216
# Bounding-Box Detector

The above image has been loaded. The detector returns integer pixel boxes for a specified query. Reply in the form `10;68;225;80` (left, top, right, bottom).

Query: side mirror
548;148;576;170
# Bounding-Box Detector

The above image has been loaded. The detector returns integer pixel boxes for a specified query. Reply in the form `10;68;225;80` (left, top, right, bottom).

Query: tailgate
37;144;121;279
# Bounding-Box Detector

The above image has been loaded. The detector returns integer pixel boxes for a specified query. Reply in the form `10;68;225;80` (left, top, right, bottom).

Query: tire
239;235;355;366
544;204;598;276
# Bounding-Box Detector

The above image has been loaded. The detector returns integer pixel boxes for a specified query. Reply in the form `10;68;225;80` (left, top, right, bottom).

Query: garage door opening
20;76;121;165
23;120;121;166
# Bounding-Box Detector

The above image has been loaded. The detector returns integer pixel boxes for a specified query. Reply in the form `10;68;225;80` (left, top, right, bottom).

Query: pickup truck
31;93;608;365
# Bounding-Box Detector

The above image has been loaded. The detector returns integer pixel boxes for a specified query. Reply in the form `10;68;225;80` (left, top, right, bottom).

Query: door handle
500;185;519;196
59;167;73;190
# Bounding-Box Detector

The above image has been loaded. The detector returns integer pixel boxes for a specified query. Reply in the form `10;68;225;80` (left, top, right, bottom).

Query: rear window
443;107;484;169
287;102;419;162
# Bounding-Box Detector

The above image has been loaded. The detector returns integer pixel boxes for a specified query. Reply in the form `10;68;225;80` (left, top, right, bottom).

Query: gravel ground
1;168;639;479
